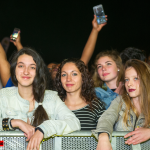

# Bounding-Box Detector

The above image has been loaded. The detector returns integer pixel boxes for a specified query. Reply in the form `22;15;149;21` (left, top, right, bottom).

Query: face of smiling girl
97;56;119;85
15;54;36;88
61;62;82;94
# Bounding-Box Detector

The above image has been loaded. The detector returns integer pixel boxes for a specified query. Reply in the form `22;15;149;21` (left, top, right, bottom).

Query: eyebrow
97;61;112;65
17;62;36;66
61;70;78;73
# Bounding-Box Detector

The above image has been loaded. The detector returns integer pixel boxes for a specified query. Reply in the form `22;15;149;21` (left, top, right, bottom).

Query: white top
0;87;80;138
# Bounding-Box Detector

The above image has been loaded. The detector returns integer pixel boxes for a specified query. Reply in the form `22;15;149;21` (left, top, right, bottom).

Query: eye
18;65;24;68
134;77;138;80
97;65;102;69
107;63;112;66
61;74;66;77
31;66;36;70
125;79;129;82
72;73;77;76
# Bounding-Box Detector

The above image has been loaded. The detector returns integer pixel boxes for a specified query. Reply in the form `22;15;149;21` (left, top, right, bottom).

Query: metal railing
0;131;150;150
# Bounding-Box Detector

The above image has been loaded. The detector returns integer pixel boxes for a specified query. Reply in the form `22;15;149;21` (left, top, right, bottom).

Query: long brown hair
92;50;124;88
10;47;49;127
122;59;150;127
55;58;100;110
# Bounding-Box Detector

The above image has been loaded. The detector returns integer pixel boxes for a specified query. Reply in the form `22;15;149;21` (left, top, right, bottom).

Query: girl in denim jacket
93;50;124;109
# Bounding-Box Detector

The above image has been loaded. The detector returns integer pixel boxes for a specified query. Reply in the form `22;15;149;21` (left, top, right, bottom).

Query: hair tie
38;103;43;106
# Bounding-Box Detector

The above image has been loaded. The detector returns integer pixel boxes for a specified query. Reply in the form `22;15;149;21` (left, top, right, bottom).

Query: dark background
0;0;149;67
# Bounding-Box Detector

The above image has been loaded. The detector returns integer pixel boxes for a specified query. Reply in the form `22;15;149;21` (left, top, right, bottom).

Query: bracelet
2;118;9;131
35;127;44;135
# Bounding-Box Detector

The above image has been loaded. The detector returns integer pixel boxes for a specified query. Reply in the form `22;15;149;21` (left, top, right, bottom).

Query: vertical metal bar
111;136;116;150
55;137;62;150
132;144;141;150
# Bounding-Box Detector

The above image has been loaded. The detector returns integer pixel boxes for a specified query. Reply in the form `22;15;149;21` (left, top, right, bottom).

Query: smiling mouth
129;89;135;92
22;77;30;79
66;84;74;87
103;73;109;76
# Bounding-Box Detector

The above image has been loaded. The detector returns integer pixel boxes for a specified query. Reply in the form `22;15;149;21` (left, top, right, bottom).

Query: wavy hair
92;50;124;88
55;58;98;110
122;59;150;127
10;47;49;127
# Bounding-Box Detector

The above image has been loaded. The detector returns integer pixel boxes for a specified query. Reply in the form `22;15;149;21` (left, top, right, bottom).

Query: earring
118;69;120;71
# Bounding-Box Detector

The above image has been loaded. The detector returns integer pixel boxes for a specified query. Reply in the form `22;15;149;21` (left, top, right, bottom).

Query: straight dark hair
10;47;49;126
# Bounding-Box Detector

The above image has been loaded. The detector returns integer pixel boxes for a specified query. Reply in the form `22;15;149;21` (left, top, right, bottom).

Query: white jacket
0;87;80;138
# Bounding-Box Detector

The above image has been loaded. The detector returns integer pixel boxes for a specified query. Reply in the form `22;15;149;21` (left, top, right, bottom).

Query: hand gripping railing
0;131;150;150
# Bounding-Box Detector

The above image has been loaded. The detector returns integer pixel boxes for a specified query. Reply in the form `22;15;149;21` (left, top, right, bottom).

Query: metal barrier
0;131;150;150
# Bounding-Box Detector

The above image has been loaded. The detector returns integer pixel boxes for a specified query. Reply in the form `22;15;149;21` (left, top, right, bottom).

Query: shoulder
0;87;18;97
95;87;110;96
91;99;105;110
43;90;62;103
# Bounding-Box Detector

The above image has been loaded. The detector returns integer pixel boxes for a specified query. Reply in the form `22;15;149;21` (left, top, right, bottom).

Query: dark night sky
0;0;149;67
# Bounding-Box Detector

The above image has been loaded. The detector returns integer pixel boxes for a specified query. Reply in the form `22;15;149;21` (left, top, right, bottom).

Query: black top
72;99;105;130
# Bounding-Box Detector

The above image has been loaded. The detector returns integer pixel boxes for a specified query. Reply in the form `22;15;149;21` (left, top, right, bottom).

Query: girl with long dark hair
0;48;80;150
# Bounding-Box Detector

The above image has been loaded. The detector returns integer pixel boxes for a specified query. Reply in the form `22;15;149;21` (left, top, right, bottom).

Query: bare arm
80;15;107;65
0;43;10;87
10;31;23;51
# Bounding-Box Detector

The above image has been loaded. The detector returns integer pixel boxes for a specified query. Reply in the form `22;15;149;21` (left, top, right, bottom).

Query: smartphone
11;28;20;41
93;4;106;24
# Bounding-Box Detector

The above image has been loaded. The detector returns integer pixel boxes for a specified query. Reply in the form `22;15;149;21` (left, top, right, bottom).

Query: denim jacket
0;87;80;138
95;83;118;109
92;95;145;140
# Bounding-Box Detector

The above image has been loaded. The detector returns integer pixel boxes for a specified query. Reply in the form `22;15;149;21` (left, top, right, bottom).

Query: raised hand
92;15;107;32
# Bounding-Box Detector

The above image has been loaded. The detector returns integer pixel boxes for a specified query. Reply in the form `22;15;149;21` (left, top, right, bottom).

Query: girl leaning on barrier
55;58;105;130
92;59;150;150
93;50;124;109
0;48;80;150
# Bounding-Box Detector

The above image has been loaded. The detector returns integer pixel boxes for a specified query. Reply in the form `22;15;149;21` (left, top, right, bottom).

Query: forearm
16;43;23;51
0;43;7;60
80;28;99;65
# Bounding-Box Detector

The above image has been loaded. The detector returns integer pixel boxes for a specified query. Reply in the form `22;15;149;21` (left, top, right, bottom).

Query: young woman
55;58;105;130
93;50;124;109
0;48;80;150
93;59;150;149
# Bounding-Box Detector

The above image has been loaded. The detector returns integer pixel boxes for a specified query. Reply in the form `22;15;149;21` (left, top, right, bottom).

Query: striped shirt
72;99;105;130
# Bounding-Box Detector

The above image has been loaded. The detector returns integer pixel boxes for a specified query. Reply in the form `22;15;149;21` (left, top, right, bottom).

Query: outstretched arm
0;43;10;87
10;31;23;51
80;15;107;66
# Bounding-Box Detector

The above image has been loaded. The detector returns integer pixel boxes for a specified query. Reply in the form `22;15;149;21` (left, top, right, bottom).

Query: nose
67;74;72;82
102;66;106;71
127;79;133;87
23;67;29;75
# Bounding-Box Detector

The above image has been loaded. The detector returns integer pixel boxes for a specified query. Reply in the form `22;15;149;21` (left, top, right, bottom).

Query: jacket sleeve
92;95;122;140
38;94;81;138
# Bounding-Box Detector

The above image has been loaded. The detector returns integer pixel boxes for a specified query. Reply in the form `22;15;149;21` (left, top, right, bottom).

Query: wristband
35;127;44;135
2;118;9;131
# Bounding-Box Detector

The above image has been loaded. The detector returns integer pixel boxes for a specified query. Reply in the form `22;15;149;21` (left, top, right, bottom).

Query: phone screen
93;5;106;24
12;28;20;41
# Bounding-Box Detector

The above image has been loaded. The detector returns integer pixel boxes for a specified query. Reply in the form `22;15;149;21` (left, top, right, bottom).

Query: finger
135;127;141;131
124;131;136;138
125;134;140;144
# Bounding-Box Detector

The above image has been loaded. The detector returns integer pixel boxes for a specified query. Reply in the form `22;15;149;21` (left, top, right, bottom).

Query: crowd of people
0;14;150;150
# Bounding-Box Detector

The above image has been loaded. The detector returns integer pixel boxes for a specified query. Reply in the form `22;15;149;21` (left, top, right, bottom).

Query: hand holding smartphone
93;4;106;24
10;28;20;41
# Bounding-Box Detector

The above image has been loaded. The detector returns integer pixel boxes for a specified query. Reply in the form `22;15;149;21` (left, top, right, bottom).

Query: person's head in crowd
55;58;97;109
120;47;146;65
93;50;124;89
122;59;150;127
47;62;60;80
10;47;49;126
